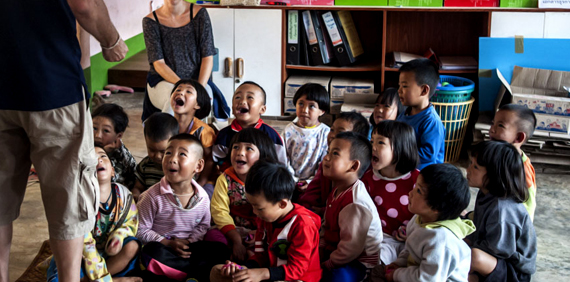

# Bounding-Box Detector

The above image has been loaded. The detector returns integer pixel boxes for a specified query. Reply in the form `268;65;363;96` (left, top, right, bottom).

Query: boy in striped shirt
137;134;228;281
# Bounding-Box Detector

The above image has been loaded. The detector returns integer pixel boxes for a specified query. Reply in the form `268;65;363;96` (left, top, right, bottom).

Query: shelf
286;61;383;72
385;67;478;74
203;5;570;13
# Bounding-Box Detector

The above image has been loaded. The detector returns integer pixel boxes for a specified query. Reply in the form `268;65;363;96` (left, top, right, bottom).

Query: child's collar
231;118;263;131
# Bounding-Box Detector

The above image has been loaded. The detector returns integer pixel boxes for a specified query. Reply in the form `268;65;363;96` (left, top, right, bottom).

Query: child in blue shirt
396;59;445;170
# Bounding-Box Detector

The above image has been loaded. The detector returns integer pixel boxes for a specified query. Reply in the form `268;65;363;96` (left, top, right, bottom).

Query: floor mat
16;240;51;282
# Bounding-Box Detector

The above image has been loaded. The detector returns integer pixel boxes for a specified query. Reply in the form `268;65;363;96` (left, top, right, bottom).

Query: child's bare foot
112;277;143;282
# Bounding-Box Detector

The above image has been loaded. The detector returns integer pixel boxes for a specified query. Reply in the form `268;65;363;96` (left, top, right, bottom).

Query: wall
83;0;152;93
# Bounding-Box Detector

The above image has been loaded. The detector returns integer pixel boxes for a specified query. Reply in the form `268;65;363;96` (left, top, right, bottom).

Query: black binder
321;11;356;66
286;10;301;65
302;10;330;66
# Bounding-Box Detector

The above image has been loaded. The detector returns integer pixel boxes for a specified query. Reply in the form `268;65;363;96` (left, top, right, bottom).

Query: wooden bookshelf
384;67;478;74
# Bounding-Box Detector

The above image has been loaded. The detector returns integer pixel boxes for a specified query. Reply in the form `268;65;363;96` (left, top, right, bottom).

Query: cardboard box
335;0;388;6
284;98;296;115
388;0;443;6
330;100;345;115
330;77;375;102
535;113;570;134
285;76;331;98
512;93;570;116
500;0;537;7
538;0;570;8
444;0;498;7
339;93;378;118
494;66;570;112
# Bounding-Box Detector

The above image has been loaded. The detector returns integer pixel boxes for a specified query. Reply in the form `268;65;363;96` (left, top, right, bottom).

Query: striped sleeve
136;187;164;244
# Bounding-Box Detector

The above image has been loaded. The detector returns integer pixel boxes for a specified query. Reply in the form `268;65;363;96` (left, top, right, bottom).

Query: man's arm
67;0;128;62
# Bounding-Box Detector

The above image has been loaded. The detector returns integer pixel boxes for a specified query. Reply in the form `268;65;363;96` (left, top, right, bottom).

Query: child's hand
131;188;141;202
232;268;269;282
385;263;400;282
105;237;122;256
103;139;121;153
296;181;308;192
231;241;248;262
164;238;191;258
221;260;244;277
394;225;407;242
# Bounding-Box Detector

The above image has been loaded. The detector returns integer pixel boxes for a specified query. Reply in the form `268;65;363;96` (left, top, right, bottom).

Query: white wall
491;12;570;38
88;0;152;56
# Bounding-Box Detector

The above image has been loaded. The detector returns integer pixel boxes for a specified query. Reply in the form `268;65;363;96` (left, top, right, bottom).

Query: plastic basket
431;75;475;103
432;98;474;163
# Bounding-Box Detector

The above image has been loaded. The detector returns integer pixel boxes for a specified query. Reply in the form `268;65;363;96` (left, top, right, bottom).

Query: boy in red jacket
210;160;322;282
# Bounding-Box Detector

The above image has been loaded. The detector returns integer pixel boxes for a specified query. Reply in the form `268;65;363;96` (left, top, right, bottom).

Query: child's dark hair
143;113;179;142
337;112;370;138
245;160;295;204
372;121;419;174
229;128;279;163
293;83;330;114
420;164;471;221
399;58;440;97
171;79;211;120
238;81;267;105
168;133;204;159
498;104;537;141
470;141;527;203
334;132;371;178
92;103;129;133
369;88;406;126
94;143;106;152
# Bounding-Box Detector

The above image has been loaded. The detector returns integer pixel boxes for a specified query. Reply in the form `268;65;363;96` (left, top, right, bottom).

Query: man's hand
102;38;128;62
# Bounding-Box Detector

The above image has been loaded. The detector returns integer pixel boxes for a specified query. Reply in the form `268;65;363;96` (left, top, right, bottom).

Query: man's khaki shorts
0;100;99;240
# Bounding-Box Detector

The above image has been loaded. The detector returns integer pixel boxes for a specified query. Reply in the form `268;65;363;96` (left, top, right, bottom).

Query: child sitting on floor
488;104;538;220
466;141;536;282
396;58;445;170
320;132;383;282
210;160;322;282
211;128;279;262
132;113;179;201
370;87;405;129
92;103;137;188
372;163;474;282
137;134;228;281
361;120;420;265
47;145;140;282
283;83;331;191
298;111;369;215
213;81;287;172
170;79;217;196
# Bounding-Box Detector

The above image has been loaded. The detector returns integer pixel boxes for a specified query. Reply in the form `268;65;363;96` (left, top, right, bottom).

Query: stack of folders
286;10;363;67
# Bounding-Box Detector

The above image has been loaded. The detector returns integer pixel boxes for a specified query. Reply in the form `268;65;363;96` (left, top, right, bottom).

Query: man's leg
0;224;13;282
30;100;98;282
49;237;84;282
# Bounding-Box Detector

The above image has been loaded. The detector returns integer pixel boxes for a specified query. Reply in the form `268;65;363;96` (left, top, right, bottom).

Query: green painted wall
84;33;146;93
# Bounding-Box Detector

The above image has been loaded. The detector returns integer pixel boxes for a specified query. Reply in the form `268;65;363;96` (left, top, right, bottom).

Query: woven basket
220;0;261;5
432;98;475;163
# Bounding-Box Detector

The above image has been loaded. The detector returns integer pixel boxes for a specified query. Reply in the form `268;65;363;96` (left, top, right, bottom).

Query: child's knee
471;248;484;266
121;240;140;258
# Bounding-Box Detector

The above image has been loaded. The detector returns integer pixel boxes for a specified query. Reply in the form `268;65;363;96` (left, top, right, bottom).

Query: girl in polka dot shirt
361;120;420;265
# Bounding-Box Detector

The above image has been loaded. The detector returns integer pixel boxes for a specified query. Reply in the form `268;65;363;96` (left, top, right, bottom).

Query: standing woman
143;0;215;118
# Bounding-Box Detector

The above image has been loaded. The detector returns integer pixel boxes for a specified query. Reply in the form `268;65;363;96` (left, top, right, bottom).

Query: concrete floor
8;92;570;281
